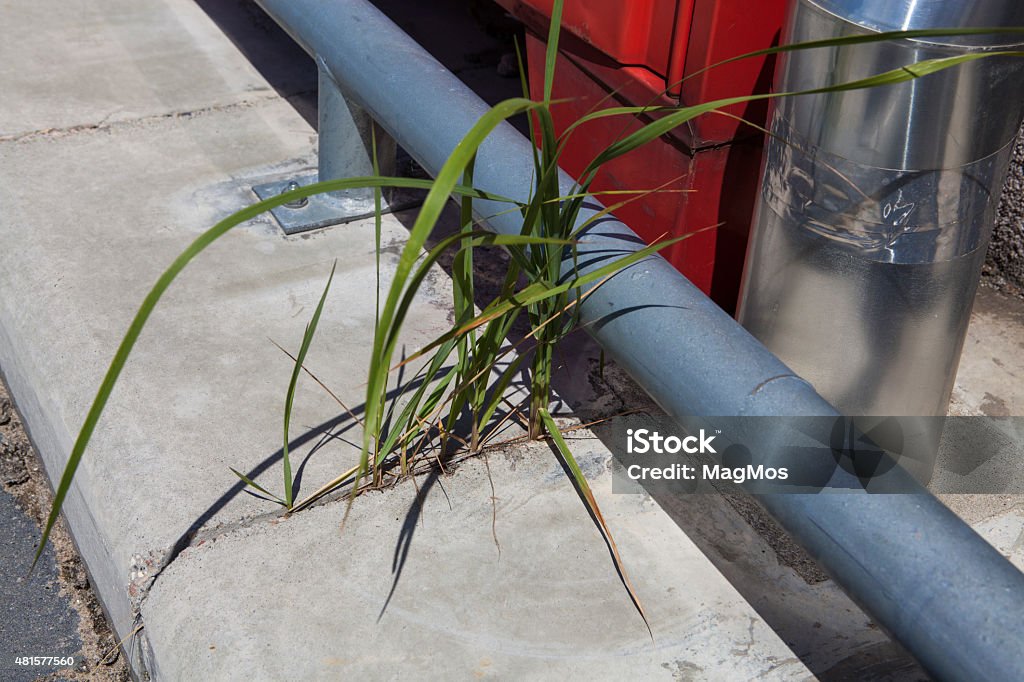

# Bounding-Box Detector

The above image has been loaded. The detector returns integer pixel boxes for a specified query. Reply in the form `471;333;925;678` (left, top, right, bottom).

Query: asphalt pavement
0;436;82;680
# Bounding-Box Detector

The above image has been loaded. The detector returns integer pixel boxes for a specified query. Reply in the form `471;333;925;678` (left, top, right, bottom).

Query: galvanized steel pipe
254;0;1024;677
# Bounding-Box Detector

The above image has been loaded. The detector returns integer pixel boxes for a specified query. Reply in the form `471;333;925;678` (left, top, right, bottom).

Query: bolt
282;180;308;209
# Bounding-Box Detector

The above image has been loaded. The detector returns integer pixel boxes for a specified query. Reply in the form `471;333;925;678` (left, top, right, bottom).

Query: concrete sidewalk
3;0;1024;680
0;0;809;678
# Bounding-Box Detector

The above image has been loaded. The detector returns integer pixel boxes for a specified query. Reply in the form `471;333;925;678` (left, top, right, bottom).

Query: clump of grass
33;3;1024;632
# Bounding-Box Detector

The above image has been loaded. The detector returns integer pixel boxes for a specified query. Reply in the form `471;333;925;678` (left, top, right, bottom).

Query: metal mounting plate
252;172;422;235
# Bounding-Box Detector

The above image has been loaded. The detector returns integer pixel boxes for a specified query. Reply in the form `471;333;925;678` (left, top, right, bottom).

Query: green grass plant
33;2;1024;631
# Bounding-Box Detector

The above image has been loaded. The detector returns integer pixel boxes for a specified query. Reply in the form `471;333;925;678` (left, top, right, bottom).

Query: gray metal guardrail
254;0;1024;678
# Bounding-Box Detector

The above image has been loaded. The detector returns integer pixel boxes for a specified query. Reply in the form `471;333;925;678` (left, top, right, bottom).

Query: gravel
985;125;1024;298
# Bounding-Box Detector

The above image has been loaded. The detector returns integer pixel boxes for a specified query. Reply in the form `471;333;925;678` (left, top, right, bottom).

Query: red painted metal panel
676;0;786;143
501;0;682;76
497;1;786;311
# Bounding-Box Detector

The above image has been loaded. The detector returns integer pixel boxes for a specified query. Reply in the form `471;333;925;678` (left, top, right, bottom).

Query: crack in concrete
117;504;309;677
0;94;285;144
134;452;467;613
134;489;340;611
133;513;272;605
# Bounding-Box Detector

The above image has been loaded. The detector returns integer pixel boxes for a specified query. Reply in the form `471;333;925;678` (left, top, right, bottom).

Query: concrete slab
4;0;1023;678
551;338;932;679
0;0;304;138
142;440;808;681
952;286;1024;417
974;508;1024;571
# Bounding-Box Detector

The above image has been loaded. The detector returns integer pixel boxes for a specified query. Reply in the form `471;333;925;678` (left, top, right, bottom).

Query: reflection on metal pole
739;0;1024;417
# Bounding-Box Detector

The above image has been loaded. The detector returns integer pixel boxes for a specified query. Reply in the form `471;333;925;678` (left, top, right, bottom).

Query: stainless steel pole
738;0;1024;417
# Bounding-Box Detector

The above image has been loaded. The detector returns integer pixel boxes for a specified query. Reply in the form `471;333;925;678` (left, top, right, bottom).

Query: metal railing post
317;65;396;199
251;63;401;234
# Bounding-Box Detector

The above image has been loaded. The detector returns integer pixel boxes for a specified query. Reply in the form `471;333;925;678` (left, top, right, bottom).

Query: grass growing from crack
231;261;336;508
33;5;1024;633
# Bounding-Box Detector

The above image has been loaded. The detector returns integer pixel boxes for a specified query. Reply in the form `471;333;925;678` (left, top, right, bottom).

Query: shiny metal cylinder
738;0;1024;416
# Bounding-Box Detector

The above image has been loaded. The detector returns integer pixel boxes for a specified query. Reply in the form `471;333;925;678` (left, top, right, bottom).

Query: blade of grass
385;231;575;355
449;154;478;451
290;463;362;513
542;0;564;103
684;27;1024;92
558;28;1024;161
477;354;527;430
575;51;1024;180
372;125;383;328
268;338;363;427
281;261;336;508
400;233;689;366
540;408;650;636
229;467;287;506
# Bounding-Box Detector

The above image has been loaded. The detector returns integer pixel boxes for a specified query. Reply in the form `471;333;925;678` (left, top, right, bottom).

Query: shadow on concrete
377;467;442;622
193;0;318;127
152;370;452;578
193;0;527;134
